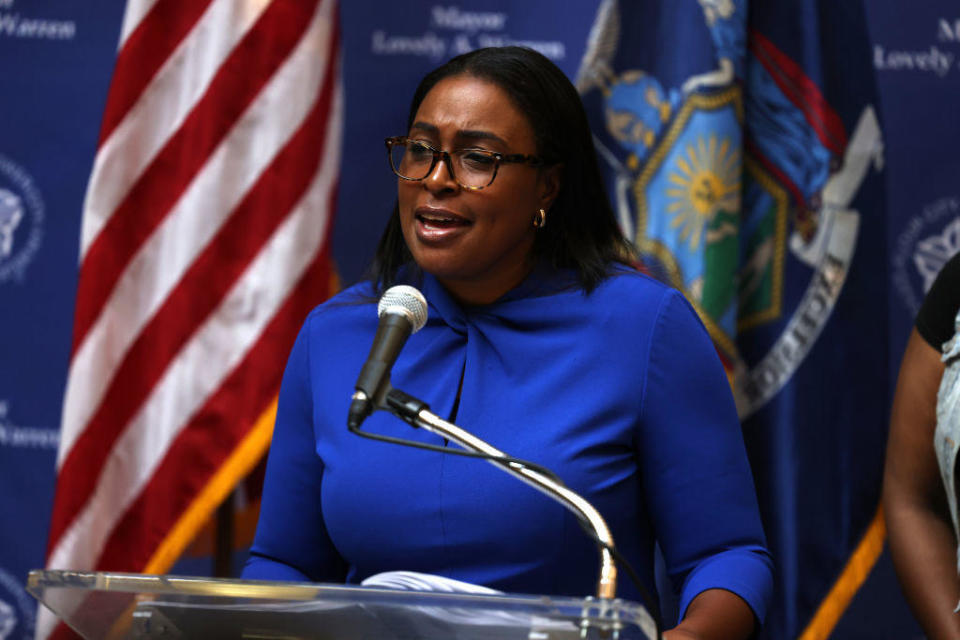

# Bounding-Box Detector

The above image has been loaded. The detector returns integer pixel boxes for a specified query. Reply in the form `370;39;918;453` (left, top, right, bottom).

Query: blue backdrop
0;3;125;638
1;1;958;638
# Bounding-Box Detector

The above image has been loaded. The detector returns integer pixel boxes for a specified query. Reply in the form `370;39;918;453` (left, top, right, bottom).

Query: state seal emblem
0;566;34;640
0;154;44;284
891;196;960;315
577;0;883;417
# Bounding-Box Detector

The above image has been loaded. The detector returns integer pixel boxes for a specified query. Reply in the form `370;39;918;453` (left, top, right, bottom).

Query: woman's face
397;74;560;305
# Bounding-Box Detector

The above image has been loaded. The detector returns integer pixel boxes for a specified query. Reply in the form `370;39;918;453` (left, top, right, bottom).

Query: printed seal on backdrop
576;0;883;418
0;566;35;640
0;153;45;284
891;195;960;315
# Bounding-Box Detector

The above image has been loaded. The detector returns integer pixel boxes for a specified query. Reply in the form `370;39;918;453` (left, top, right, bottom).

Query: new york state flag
577;1;886;637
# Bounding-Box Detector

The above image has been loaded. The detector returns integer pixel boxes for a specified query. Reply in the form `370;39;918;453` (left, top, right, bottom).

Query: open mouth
415;211;472;229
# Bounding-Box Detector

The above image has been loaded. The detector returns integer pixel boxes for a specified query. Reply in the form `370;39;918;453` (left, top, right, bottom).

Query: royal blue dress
243;266;773;623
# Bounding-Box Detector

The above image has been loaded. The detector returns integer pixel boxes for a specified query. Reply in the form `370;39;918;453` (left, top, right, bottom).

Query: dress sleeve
242;316;348;582
637;289;774;622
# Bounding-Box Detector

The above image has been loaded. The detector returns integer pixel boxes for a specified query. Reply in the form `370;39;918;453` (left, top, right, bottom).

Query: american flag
40;0;342;636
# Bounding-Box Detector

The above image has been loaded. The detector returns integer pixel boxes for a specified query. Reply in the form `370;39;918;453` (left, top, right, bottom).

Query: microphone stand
375;388;618;602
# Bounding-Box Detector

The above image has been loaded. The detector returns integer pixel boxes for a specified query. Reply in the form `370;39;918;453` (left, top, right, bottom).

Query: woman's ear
538;164;563;212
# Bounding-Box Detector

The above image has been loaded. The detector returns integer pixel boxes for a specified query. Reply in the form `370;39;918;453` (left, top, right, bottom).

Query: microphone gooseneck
347;285;428;429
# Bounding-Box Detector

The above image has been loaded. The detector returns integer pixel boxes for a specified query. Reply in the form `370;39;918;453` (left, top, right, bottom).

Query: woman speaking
243;47;773;640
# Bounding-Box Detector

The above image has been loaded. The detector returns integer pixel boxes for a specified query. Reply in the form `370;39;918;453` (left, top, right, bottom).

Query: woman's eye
407;142;433;160
461;151;496;168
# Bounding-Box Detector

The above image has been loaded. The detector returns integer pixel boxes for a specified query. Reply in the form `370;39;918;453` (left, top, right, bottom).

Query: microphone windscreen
377;285;428;333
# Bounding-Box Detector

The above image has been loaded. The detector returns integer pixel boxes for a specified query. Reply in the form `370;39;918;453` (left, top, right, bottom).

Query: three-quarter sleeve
243;316;347;583
637;289;774;622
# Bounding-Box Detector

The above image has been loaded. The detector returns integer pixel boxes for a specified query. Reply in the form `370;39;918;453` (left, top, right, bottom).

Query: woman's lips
414;208;472;243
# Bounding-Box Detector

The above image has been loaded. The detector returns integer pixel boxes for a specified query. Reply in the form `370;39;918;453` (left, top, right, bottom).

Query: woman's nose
423;154;459;192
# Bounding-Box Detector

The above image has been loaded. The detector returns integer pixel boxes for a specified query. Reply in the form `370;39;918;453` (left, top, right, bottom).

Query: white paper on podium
360;570;501;594
360;571;581;637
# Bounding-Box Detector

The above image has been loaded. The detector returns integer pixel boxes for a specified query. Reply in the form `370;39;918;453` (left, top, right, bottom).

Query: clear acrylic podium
28;570;657;639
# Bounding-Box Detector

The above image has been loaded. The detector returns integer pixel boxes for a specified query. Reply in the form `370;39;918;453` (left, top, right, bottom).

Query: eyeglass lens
390;141;496;189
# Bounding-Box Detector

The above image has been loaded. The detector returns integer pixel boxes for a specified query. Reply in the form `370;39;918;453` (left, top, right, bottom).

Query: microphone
347;285;428;428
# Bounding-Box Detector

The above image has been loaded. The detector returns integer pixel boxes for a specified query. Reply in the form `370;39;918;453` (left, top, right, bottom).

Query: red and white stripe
41;0;341;636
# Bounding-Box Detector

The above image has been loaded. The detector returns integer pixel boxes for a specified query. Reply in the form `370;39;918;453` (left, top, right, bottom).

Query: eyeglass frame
385;135;547;191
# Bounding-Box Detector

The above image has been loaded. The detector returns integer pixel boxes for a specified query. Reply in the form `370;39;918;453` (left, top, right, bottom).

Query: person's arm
664;588;757;640
638;289;772;639
883;328;957;639
243;317;348;582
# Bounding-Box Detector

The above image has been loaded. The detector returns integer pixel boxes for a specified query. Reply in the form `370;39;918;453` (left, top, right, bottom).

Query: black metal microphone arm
351;386;618;601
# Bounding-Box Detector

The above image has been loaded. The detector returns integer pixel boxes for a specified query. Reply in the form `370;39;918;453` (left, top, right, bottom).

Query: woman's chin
408;237;476;281
413;257;471;283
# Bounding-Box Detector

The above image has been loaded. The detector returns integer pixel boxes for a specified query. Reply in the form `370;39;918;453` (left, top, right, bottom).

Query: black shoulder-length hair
369;46;634;295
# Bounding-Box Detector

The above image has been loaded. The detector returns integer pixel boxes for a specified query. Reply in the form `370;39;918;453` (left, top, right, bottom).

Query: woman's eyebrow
409;122;506;147
410;121;439;135
456;129;507;147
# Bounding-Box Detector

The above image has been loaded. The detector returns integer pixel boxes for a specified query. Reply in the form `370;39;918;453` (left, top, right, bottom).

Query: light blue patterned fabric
933;306;960;599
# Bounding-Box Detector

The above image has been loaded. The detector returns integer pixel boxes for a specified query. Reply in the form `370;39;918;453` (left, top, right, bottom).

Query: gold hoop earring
533;208;546;229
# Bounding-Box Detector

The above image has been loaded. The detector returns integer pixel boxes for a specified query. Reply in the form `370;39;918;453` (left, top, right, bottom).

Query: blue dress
243;266;773;623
